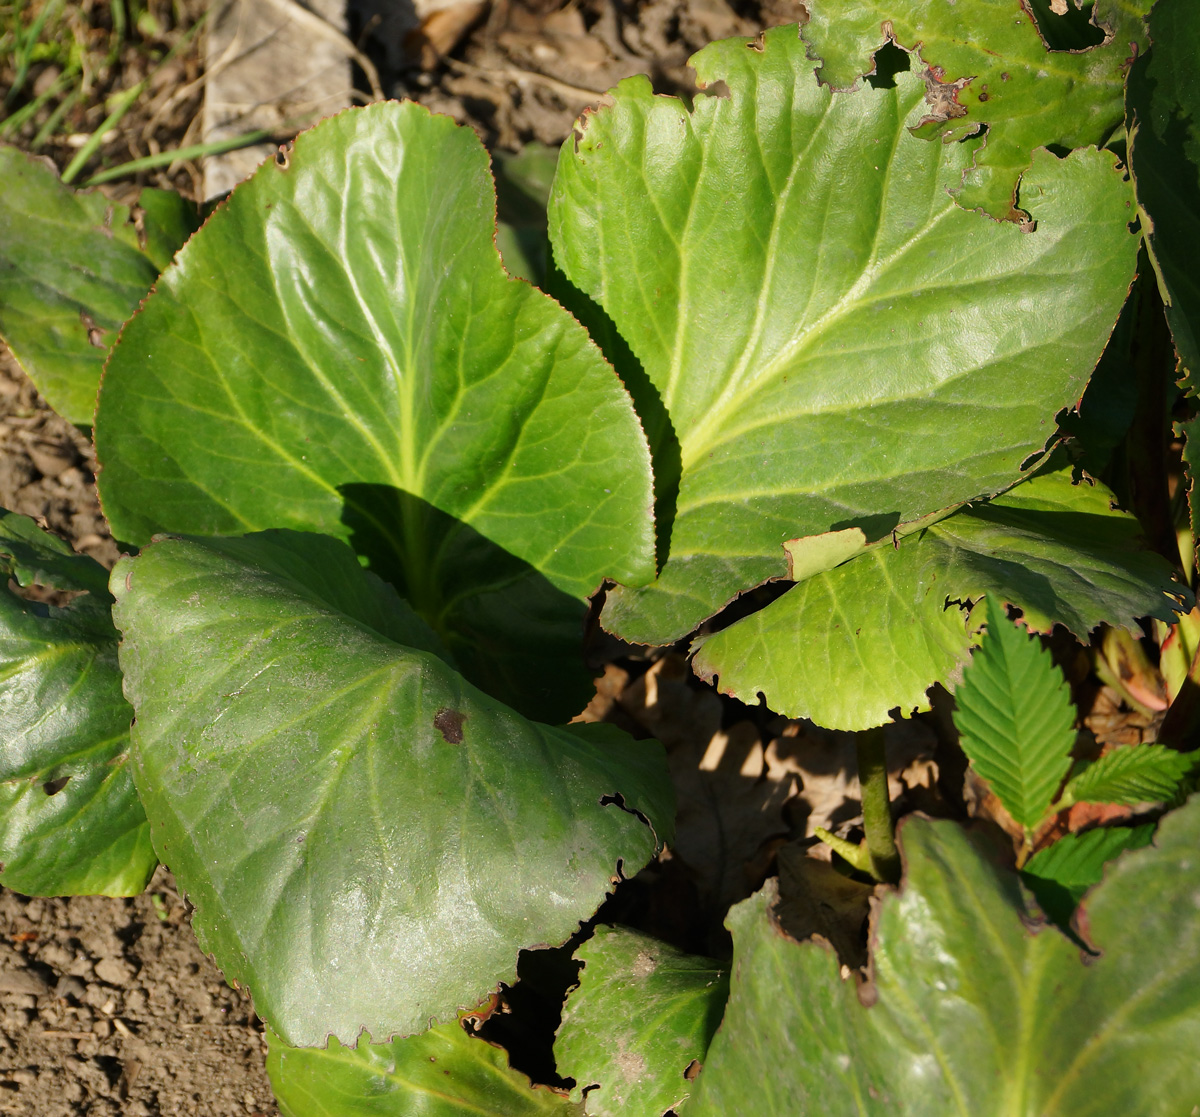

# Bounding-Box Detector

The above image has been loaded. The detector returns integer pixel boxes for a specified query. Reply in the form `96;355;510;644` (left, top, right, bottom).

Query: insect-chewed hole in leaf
433;707;465;743
684;1059;702;1081
698;79;731;100
1025;0;1107;50
598;792;653;833
866;41;912;90
274;144;291;169
42;776;70;796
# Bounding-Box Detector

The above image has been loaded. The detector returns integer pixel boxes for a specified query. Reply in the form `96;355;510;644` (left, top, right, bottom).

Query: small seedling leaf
1061;744;1198;807
1021;823;1155;930
952;595;1076;832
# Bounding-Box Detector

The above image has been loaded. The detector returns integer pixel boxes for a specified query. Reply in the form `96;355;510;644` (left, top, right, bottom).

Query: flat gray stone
202;0;354;199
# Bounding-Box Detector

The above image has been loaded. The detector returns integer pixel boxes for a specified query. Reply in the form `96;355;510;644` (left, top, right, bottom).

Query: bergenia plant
2;0;1200;1111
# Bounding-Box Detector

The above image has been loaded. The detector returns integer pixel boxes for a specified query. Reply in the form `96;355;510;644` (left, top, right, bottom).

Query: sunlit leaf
1061;744;1197;807
110;530;673;1047
267;1023;581;1116
550;27;1138;646
96;103;656;721
693;468;1183;730
802;0;1146;218
952;595;1076;832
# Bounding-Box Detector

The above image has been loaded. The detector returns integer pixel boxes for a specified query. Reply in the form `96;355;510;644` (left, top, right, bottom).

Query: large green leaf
952;595;1076;834
109;530;673;1048
95;102;656;722
693;467;1184;730
0;512;153;896
802;0;1146;219
267;1023;581;1117
691;801;1200;1115
550;27;1138;646
555;927;728;1116
0;147;196;423
1126;0;1200;382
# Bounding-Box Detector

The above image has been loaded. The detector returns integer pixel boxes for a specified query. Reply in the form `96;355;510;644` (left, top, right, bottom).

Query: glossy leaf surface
110;531;672;1047
96;103;656;721
694;468;1183;730
1127;0;1200;381
0;147;194;423
267;1023;581;1117
692;802;1200;1115
0;513;152;896
802;0;1145;218
550;28;1138;645
1021;823;1154;930
1061;744;1197;807
952;595;1076;832
555;927;728;1116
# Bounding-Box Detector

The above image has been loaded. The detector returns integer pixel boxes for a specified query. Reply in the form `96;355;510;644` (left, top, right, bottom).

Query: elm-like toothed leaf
1021;823;1155;931
951;595;1077;832
1061;744;1198;808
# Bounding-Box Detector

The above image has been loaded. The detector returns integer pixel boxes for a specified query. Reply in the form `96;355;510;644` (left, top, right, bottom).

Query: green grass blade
59;79;146;184
5;0;62;107
952;594;1077;834
81;129;275;186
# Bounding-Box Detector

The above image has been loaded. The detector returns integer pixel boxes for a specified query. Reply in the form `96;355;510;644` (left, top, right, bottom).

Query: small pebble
55;975;87;1002
93;957;134;987
0;969;49;997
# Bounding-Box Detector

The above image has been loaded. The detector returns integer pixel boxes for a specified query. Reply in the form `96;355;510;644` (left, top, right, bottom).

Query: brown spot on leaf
920;66;971;124
434;708;465;743
79;310;107;349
